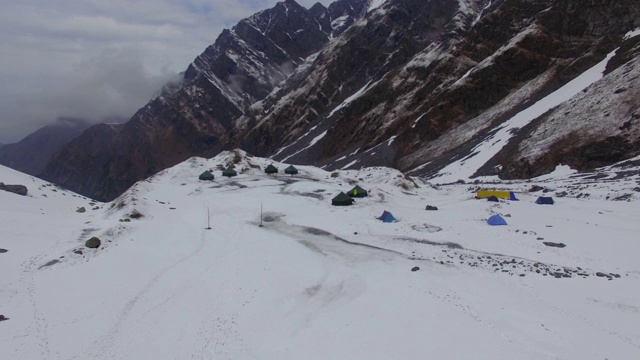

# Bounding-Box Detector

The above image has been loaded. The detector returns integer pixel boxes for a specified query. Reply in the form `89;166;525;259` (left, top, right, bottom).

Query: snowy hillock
3;153;640;359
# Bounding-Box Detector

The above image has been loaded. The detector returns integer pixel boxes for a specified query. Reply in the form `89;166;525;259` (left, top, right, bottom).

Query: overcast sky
0;0;332;143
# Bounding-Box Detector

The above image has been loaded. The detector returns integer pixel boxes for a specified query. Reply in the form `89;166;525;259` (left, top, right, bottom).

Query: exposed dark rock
76;207;86;213
411;266;420;272
73;249;84;255
0;248;7;253
34;0;640;200
0;183;28;196
596;272;607;277
425;205;439;210
543;242;566;248
85;237;101;249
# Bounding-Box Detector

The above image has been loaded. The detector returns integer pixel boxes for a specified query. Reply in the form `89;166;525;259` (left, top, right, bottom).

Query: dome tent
222;166;237;177
284;165;298;175
535;196;554;205
331;192;353;206
377;210;396;223
198;170;214;181
487;214;507;226
347;185;368;197
264;164;278;174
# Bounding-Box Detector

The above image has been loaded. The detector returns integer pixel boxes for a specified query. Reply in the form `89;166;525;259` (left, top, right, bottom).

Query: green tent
265;164;278;174
284;165;298;175
198;170;214;181
347;185;368;197
222;166;237;177
331;192;354;206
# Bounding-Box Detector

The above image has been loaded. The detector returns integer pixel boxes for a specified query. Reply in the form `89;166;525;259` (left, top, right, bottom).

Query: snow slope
1;152;640;359
433;48;619;183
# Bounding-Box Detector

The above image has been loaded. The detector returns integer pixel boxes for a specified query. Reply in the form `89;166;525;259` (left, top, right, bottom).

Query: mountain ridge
33;0;640;201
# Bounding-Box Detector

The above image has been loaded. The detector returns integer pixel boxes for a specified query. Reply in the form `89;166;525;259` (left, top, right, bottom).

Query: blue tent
535;196;554;205
487;214;507;226
487;195;499;202
378;210;396;223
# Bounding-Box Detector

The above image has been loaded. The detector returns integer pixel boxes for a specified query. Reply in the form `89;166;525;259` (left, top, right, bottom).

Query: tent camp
222;167;237;177
487;214;507;226
347;185;368;198
264;164;278;174
198;170;214;181
378;210;396;223
477;190;518;201
535;196;554;205
284;165;298;175
331;192;354;206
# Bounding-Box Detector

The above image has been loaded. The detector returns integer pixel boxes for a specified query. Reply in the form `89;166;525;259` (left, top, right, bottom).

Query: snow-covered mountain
2;150;640;359
35;0;640;204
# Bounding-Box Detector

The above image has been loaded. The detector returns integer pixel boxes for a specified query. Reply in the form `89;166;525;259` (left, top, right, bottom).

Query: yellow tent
476;190;518;200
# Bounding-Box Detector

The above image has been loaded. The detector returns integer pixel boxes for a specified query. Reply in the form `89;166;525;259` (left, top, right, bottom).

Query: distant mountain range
0;118;91;176
8;0;638;201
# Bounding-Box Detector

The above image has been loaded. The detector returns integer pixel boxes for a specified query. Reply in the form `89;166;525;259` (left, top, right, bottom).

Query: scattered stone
119;218;131;222
85;237;101;249
92;206;100;210
354;232;358;235
0;248;7;253
611;273;621;278
537;237;544;240
169;207;176;210
529;185;544;192
73;249;84;255
76;207;86;213
0;315;7;321
596;272;606;277
411;266;420;272
425;205;438;211
504;214;511;217
129;210;143;219
543;242;566;248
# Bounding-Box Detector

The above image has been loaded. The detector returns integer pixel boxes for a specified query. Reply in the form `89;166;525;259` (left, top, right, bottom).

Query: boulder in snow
85;237;101;249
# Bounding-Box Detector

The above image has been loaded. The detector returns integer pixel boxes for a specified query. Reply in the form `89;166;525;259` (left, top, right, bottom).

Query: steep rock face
261;0;640;177
493;36;640;179
0;118;91;176
42;0;366;201
40;0;640;200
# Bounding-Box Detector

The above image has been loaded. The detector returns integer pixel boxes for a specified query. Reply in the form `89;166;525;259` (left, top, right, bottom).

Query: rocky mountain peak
37;0;640;202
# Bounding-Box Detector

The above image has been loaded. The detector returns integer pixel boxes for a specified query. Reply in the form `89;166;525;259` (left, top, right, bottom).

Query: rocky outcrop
37;0;640;200
0;182;28;196
41;0;366;201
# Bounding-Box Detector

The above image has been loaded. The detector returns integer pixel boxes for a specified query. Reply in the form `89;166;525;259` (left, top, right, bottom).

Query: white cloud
0;0;331;143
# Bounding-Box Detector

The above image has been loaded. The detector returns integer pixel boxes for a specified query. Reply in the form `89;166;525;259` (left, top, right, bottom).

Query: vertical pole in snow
259;203;263;227
206;207;211;230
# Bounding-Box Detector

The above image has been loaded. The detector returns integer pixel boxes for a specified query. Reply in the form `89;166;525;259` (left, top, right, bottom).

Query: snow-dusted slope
2;153;640;359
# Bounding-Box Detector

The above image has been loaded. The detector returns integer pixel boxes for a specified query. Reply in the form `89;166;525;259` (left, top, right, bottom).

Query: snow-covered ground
1;150;639;359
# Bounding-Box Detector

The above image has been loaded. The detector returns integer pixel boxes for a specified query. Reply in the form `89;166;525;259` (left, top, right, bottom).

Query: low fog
0;0;330;144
